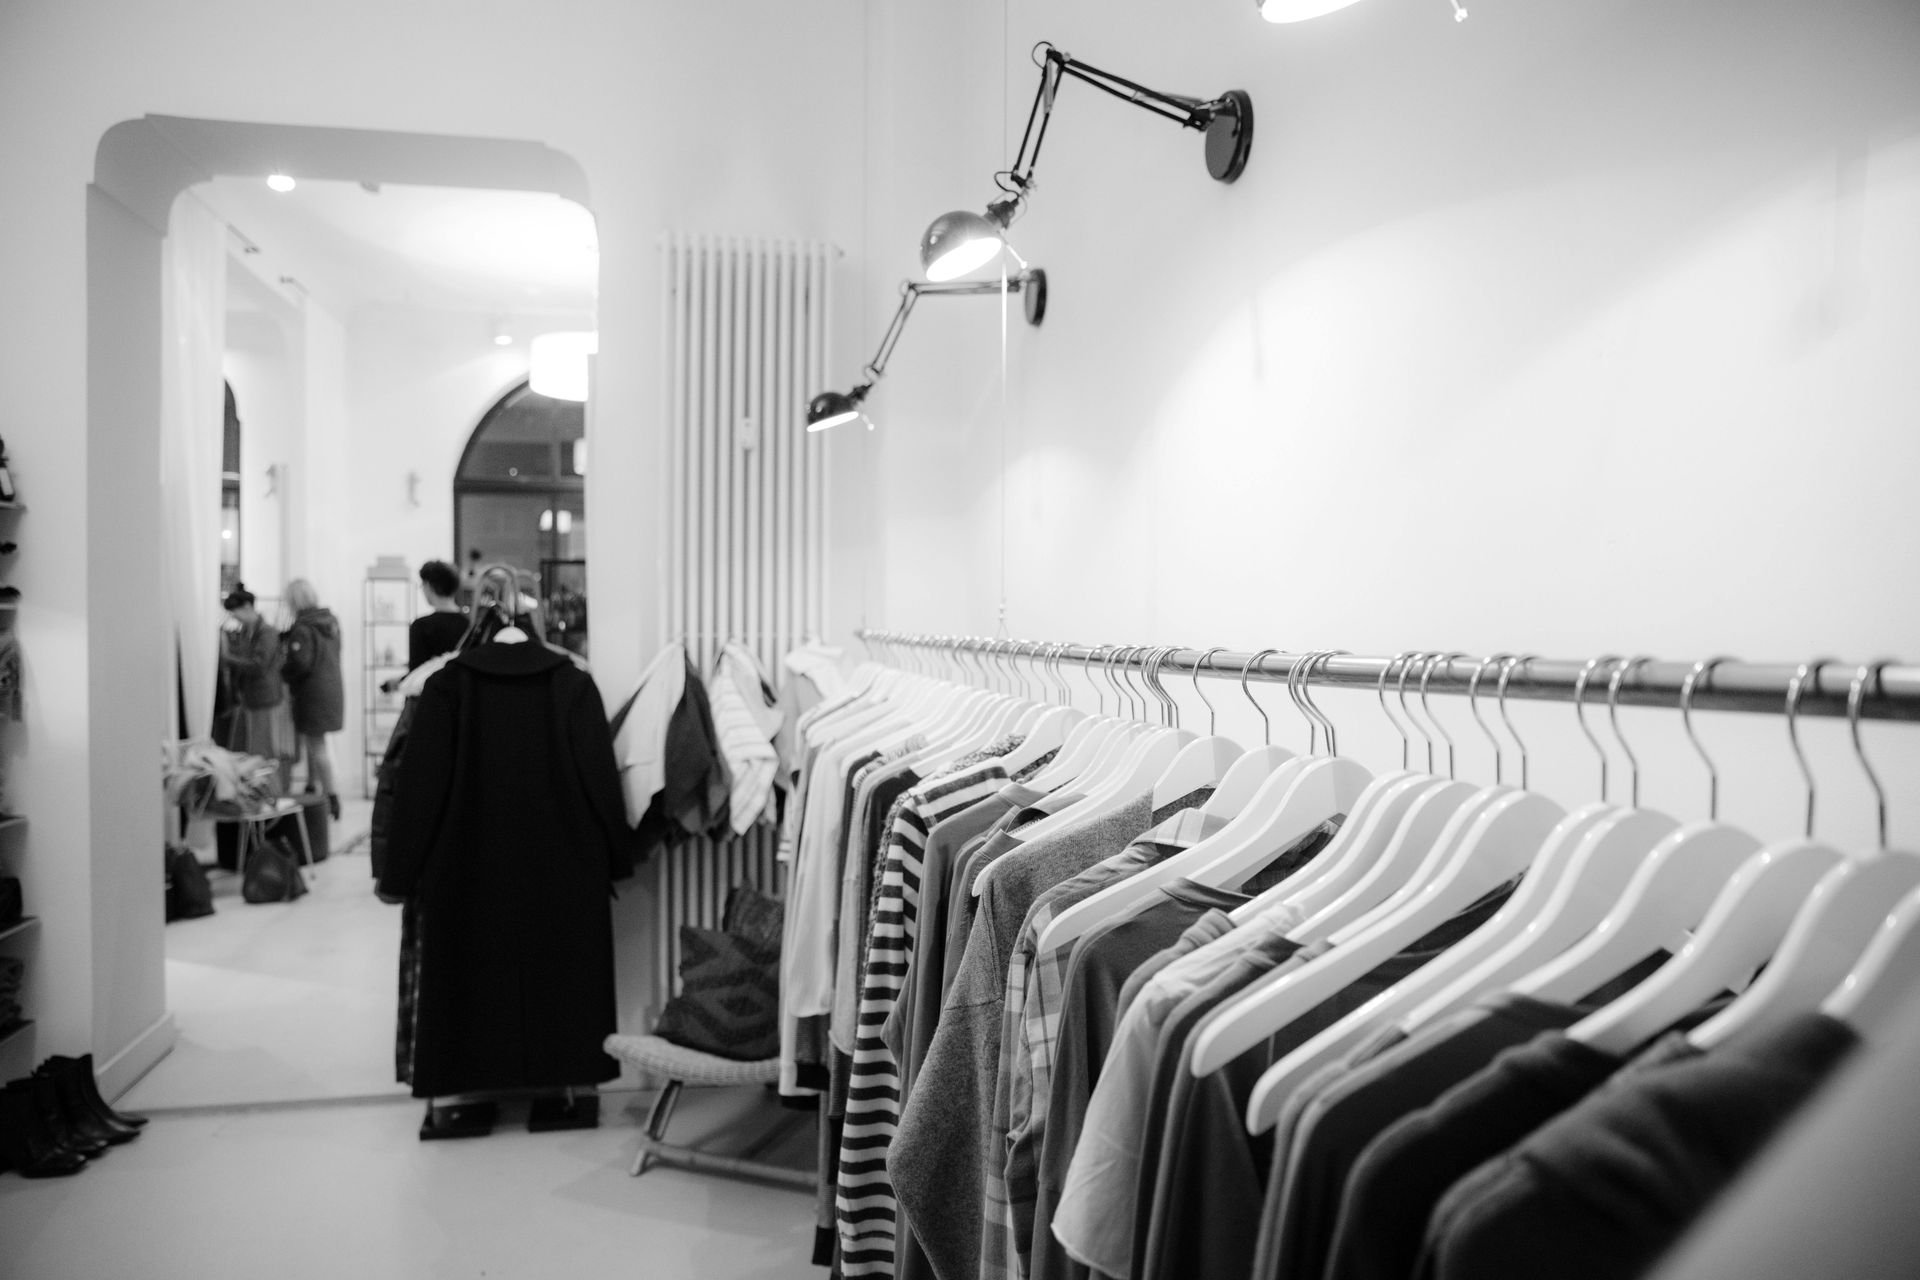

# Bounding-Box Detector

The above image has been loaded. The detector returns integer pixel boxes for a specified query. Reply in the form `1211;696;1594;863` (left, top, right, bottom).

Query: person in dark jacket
216;584;295;763
281;578;344;819
377;635;630;1103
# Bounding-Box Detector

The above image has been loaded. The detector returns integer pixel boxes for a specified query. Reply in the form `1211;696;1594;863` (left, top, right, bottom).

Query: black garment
367;697;418;882
281;606;344;734
220;616;284;710
1326;1029;1627;1280
1257;952;1674;1280
1136;882;1515;1280
1420;1014;1856;1280
380;641;630;1098
408;609;469;671
634;660;730;864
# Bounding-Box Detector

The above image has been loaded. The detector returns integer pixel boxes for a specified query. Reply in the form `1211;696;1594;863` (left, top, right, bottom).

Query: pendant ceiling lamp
919;43;1253;283
806;269;1048;432
1257;0;1367;22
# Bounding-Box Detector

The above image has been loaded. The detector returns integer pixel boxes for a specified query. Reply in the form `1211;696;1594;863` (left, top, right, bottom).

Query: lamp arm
855;273;1042;389
861;284;924;384
998;44;1228;212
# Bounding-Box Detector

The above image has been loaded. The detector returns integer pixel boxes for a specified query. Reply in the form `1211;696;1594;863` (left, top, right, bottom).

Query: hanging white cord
996;0;1012;638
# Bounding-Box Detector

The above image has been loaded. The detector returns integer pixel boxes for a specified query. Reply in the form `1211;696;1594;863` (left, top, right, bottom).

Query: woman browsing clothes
216;584;295;767
280;579;345;820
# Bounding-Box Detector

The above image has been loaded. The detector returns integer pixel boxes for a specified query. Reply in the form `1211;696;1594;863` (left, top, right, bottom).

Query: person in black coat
376;634;631;1101
280;578;345;819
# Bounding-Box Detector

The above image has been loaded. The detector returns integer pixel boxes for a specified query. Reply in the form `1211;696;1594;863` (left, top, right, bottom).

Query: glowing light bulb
266;173;296;193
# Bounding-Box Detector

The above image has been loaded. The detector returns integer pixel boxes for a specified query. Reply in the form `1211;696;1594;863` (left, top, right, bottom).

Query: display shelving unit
362;566;416;796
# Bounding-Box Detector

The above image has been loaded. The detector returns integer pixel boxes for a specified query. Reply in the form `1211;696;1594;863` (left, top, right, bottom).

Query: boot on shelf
0;1080;87;1177
38;1054;146;1129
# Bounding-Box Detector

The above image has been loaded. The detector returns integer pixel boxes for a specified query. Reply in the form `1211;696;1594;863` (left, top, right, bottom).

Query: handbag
241;837;309;904
164;845;215;921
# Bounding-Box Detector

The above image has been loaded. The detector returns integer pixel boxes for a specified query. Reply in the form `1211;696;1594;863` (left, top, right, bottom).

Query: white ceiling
197;176;598;316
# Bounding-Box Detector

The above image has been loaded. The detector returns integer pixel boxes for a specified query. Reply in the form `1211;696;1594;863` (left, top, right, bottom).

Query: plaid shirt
986;804;1228;1278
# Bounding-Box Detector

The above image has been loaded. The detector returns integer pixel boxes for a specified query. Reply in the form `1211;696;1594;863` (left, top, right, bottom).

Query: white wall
224;262;306;599
856;0;1920;850
0;0;866;1083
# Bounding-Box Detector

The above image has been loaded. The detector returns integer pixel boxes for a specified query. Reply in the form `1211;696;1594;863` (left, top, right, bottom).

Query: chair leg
631;1080;684;1176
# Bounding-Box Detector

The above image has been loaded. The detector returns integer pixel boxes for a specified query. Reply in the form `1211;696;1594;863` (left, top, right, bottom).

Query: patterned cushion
654;925;780;1061
722;884;784;953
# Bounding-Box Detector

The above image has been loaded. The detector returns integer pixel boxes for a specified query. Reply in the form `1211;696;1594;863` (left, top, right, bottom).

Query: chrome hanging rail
853;631;1920;723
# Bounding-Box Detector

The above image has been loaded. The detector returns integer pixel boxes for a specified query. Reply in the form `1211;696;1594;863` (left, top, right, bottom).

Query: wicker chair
604;1033;815;1189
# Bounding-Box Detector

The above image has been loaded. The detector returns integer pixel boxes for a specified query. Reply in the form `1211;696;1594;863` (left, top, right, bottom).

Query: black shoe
20;1075;108;1159
419;1100;497;1141
0;1081;87;1177
39;1054;146;1130
37;1060;138;1145
327;794;341;822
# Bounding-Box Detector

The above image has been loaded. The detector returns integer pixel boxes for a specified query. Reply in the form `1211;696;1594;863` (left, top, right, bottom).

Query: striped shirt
836;744;1023;1278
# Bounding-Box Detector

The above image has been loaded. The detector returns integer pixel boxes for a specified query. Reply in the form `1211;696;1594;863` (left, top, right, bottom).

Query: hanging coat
378;641;629;1098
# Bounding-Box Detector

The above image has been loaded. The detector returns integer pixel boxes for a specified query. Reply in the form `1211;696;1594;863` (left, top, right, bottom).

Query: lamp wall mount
921;44;1251;280
806;268;1047;431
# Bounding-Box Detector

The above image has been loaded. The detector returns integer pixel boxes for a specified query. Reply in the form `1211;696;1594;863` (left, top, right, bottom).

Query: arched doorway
453;380;588;654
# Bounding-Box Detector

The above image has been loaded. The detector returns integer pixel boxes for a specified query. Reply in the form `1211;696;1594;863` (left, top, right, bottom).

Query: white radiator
654;234;835;1001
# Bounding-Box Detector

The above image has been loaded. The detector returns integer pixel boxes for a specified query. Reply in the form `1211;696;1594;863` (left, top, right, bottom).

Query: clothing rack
853;630;1920;723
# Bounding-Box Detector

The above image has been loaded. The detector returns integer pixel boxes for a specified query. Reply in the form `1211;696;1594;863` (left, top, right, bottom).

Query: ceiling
197;176;599;316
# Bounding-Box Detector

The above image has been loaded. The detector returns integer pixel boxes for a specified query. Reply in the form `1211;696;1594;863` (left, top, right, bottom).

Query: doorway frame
86;115;592;1099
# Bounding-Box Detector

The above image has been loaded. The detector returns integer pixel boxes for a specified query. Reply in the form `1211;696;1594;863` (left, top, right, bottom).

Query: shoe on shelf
0;1081;87;1177
327;794;341;822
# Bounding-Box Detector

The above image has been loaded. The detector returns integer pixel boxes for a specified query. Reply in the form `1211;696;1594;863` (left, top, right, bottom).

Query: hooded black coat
281;606;344;735
379;640;629;1097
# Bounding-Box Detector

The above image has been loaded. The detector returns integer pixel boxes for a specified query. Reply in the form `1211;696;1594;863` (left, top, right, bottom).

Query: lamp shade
1258;0;1366;21
530;330;597;401
806;389;864;432
920;210;1006;281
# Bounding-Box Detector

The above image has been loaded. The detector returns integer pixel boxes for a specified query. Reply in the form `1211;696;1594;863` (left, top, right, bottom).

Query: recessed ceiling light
266;173;296;193
494;334;513;347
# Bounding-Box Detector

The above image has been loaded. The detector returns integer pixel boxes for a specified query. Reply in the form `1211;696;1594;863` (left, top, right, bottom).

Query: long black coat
378;641;629;1097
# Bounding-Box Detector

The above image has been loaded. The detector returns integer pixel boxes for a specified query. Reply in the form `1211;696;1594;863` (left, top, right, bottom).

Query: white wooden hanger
1232;653;1465;928
996;643;1088;777
1145;647;1245;808
1246;654;1610;1127
1032;650;1326;955
1822;882;1920;1037
1694;664;1920;1049
1018;644;1138;793
1570;660;1849;1056
1399;655;1707;1029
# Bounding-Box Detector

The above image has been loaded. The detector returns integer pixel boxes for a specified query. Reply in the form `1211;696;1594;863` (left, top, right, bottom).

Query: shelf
0;503;25;514
365;619;411;629
0;915;38;945
0;815;25;832
0;1019;34;1054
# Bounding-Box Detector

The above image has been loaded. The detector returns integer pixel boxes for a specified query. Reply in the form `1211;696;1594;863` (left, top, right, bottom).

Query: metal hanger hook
1607;656;1653;808
1496;655;1536;790
1190;647;1227;736
1143;646;1178;727
1398;652;1437;774
1848;661;1893;848
1420;652;1465;779
1467;653;1511;785
1786;657;1835;839
1306;651;1348;755
1241;649;1279;747
1285;651;1320;755
1680;656;1735;820
1377;652;1417;771
1573;655;1623;804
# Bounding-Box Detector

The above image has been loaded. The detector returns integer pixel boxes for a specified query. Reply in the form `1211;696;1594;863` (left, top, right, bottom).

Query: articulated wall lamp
919;43;1252;282
806;269;1048;432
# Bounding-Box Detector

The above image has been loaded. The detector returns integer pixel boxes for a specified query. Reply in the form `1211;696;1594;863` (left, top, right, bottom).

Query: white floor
0;800;819;1278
